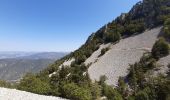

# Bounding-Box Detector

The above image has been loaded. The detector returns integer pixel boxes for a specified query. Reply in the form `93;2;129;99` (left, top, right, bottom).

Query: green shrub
103;84;123;100
135;90;150;100
0;80;12;88
18;73;51;95
99;47;110;57
90;82;101;100
163;18;170;39
61;83;92;100
125;21;145;35
104;30;121;43
152;38;170;59
59;67;71;80
99;75;107;86
135;87;155;100
118;77;127;97
127;96;135;100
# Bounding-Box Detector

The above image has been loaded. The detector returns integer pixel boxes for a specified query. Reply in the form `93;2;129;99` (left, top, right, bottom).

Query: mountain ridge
28;0;170;99
2;0;170;100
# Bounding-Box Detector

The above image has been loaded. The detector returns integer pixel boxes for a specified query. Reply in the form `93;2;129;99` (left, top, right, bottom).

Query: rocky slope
155;54;170;75
48;26;169;86
87;26;168;85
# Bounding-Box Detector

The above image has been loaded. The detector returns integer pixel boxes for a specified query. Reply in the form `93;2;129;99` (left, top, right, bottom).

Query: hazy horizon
0;0;140;52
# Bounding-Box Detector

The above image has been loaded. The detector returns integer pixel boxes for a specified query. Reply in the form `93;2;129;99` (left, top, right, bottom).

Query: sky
0;0;140;52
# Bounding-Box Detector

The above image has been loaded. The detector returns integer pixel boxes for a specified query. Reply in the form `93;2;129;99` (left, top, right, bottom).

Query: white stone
0;87;67;100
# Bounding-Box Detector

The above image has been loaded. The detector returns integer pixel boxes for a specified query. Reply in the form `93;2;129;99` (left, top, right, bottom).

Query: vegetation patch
163;18;170;40
152;38;170;60
98;47;110;57
0;80;12;88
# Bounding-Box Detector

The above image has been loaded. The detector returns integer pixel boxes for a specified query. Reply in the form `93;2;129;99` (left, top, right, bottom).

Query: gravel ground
88;26;163;86
85;43;111;65
49;58;75;77
59;58;75;69
0;87;67;100
154;55;170;75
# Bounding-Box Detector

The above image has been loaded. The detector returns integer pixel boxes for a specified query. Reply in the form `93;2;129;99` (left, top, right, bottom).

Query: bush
163;18;170;39
0;80;12;88
90;82;101;100
135;87;155;100
118;77;127;97
18;73;51;95
99;75;107;85
61;83;92;100
99;47;110;57
125;21;145;35
152;38;170;59
75;55;87;64
135;90;149;100
102;84;123;100
104;30;121;43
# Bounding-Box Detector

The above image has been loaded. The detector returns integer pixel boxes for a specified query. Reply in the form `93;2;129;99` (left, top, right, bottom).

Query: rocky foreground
0;87;67;100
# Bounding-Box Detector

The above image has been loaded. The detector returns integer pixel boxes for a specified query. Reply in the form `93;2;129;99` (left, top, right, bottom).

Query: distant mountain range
19;52;68;60
0;52;68;59
0;52;35;59
0;52;68;82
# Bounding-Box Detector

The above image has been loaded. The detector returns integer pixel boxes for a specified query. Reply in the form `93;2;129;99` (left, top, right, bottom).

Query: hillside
87;26;164;85
2;0;170;100
0;58;55;81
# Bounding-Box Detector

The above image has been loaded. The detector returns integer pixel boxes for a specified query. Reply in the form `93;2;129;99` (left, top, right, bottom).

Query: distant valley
0;52;68;82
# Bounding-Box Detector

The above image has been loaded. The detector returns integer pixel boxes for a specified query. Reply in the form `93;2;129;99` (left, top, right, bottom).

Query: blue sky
0;0;140;52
